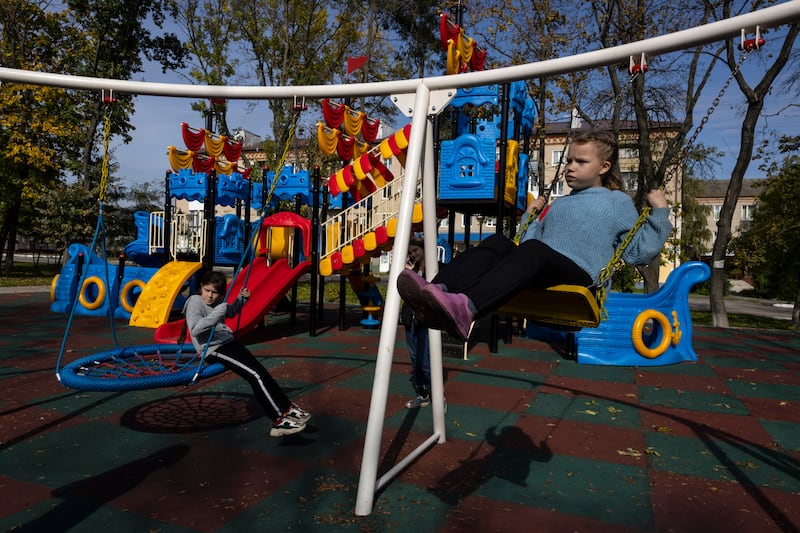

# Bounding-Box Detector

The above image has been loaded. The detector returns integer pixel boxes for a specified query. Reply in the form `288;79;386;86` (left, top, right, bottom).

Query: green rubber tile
526;390;577;418
724;380;800;402
386;403;521;443
216;467;452;532
487;343;552;361
474;454;653;530
115;390;260;433
334;366;416;397
0;497;194;533
551;362;636;383
207;413;367;462
0;421;179;488
527;391;641;430
33;388;180;421
703;356;786;370
449;367;545;391
759;419;800;451
636;361;716;377
739;331;800;353
645;432;800;492
273;351;376;371
563;396;641;429
638;385;749;415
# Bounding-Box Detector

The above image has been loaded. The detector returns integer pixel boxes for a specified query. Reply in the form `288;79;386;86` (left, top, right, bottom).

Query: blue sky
114;50;798;189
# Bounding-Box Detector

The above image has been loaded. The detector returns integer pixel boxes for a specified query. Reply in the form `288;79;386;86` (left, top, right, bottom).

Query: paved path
688;294;794;321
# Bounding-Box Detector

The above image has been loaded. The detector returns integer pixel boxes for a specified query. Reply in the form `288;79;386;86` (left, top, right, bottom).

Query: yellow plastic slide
128;261;202;328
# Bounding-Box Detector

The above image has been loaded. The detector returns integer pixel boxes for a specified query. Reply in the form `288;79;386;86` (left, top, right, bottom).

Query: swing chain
263;102;303;208
99;92;114;204
595;46;754;316
662;47;751;190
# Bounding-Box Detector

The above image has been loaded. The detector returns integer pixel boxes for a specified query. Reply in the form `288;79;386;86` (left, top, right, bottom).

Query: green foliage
30;181;97;256
611;263;640;293
729;141;800;301
376;0;442;77
676;178;712;261
0;0;186;271
104;181;163;253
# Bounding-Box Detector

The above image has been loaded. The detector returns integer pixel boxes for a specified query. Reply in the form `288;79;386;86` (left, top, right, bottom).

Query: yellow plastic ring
631;309;672;359
78;276;106;310
50;275;59;303
119;279;146;313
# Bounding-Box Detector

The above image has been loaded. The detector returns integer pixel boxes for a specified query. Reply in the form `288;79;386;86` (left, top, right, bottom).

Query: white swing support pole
1;1;798;519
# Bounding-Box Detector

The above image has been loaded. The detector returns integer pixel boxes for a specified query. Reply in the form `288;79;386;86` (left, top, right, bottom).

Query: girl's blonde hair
570;130;624;191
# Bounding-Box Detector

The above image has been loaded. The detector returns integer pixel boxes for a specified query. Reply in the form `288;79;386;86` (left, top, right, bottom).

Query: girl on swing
398;129;672;341
184;271;311;437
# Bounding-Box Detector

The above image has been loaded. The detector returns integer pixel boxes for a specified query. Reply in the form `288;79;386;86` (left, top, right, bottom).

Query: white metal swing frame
2;2;798;517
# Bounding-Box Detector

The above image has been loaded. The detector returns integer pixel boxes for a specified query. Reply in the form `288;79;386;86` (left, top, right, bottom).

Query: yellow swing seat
497;284;602;329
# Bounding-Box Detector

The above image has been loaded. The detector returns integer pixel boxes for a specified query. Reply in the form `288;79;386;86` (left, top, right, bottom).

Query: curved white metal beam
0;2;797;99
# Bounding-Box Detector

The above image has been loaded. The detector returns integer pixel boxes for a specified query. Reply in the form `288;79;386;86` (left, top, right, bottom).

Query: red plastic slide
153;256;311;344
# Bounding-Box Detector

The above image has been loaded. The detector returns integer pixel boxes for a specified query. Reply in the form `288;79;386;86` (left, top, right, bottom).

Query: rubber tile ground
1;291;798;532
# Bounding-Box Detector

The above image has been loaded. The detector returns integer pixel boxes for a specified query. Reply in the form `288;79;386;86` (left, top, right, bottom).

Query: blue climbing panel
438;134;497;202
169;168;207;201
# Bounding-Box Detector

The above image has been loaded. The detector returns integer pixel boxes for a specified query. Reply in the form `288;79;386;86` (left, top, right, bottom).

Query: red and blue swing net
54;94;261;392
54;200;263;392
54;209;263;392
57;344;225;392
53;205;228;391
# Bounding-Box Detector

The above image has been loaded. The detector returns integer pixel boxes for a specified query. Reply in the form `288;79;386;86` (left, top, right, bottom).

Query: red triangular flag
347;56;369;75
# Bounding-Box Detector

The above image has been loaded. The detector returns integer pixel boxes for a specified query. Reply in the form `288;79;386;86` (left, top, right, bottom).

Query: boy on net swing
183;271;311;437
398;129;672;342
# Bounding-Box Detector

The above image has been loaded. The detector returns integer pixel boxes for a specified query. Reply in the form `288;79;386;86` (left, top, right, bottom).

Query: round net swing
58;344;225;392
54;93;230;392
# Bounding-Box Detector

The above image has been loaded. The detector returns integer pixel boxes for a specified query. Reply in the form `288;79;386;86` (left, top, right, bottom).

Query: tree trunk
710;19;798;327
1;184;23;273
793;275;800;331
638;260;661;294
708;107;760;328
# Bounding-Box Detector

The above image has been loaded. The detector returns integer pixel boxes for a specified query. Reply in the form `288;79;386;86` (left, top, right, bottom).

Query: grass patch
0;262;59;287
294;279;384;306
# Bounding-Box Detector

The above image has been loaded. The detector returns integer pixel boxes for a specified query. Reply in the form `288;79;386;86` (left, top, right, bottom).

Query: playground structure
518;261;712;366
5;0;797;518
50;122;338;325
49;242;161;320
152;211;312;343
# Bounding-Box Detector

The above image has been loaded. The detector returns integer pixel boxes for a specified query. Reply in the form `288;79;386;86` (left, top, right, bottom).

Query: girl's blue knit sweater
520;186;672;284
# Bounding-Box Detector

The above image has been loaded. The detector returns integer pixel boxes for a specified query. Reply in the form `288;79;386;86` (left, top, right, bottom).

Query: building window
528;159;539;181
741;204;755;221
551;149;564;167
713;205;722;221
619;147;639;159
551;180;565;197
485;216;496;228
621;171;638;191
